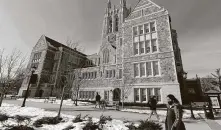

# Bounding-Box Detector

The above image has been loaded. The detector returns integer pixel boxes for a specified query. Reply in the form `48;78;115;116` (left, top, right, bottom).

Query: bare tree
201;75;219;92
71;68;85;106
114;67;135;109
121;72;135;109
211;68;221;91
0;49;26;106
66;37;85;53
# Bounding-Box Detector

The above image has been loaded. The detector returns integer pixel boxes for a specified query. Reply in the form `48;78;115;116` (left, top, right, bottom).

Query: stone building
19;0;186;104
77;0;185;104
18;35;87;97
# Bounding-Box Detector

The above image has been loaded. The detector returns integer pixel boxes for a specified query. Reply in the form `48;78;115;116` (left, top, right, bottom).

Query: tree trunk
75;90;79;106
0;93;4;107
57;86;65;118
122;99;124;109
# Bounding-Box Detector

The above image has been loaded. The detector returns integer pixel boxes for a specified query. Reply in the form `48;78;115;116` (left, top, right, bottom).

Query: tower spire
107;0;111;9
120;0;126;7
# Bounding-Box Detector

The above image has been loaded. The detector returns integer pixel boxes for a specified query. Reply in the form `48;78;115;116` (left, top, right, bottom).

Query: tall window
146;62;152;76
134;64;139;77
120;38;123;46
140;41;145;54
104;91;109;100
103;49;109;63
109;70;112;78
135;89;140;101
154;88;161;102
138;25;144;35
153;61;159;76
133;21;158;55
119;69;122;79
147;88;153;99
152;39;157;52
134;61;160;77
141;88;147;102
145;40;150;53
32;52;42;62
144;23;150;33
115;16;119;32
140;63;145;77
113;70;115;77
133;27;138;36
134;42;139;55
150;22;156;32
109;17;112;33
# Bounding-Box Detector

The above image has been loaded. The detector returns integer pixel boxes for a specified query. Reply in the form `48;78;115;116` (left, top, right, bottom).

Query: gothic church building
78;0;184;104
19;0;185;104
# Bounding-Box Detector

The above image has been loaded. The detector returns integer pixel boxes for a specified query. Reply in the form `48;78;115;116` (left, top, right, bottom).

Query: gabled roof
126;0;165;20
39;35;86;56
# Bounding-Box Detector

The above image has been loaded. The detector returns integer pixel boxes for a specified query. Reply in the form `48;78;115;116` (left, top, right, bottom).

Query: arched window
115;16;119;31
109;17;112;33
103;49;110;63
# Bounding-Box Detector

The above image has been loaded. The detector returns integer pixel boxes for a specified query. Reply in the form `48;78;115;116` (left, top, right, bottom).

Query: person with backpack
148;95;160;121
165;94;186;130
95;92;101;109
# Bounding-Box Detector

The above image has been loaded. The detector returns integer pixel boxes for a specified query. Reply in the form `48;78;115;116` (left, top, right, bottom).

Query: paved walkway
3;99;215;130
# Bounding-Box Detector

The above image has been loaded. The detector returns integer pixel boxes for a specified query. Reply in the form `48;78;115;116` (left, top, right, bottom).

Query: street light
183;71;196;119
21;67;36;107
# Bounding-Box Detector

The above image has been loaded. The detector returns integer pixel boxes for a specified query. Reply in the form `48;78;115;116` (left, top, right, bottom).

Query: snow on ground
17;98;93;106
121;109;204;119
0;103;129;130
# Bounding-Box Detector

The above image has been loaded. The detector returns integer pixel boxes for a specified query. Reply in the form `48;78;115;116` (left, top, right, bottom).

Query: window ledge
132;52;160;57
134;75;161;78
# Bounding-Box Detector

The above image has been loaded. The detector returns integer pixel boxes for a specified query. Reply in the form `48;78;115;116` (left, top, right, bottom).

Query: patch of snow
0;103;129;130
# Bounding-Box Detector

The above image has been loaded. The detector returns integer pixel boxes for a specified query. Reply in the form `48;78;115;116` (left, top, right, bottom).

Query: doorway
113;88;121;101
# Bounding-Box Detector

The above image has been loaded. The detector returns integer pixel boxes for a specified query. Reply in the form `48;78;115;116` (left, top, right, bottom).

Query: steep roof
126;0;165;20
43;35;86;56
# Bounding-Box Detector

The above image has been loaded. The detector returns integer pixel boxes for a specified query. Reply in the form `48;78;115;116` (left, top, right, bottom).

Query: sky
0;0;220;78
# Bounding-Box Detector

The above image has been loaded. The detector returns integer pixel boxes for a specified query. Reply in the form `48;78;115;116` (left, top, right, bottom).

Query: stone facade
18;35;87;98
77;0;184;104
18;0;184;104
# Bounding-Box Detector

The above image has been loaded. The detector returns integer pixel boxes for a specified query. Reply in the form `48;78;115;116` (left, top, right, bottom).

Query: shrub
13;115;31;126
137;120;162;130
72;114;89;123
99;115;112;124
2;115;34;130
72;114;83;123
83;117;101;130
0;114;10;127
33;116;62;127
126;122;137;130
6;125;34;130
62;125;75;130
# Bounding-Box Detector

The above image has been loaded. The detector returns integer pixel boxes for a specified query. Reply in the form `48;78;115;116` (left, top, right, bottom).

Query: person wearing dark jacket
148;96;160;121
95;92;101;108
165;94;186;130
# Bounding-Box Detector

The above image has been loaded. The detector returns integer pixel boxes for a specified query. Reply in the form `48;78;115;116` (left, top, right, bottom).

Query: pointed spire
120;0;126;7
107;0;111;9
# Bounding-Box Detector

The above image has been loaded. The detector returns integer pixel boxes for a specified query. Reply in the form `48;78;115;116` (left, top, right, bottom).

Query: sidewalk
199;114;221;130
3;99;216;130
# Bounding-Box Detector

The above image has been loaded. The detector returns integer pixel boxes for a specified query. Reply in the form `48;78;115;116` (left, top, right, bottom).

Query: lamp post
183;71;196;119
21;67;36;107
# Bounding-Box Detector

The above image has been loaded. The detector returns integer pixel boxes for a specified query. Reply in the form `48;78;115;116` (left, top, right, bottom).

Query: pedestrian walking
165;94;186;130
95;92;101;108
148;95;160;121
